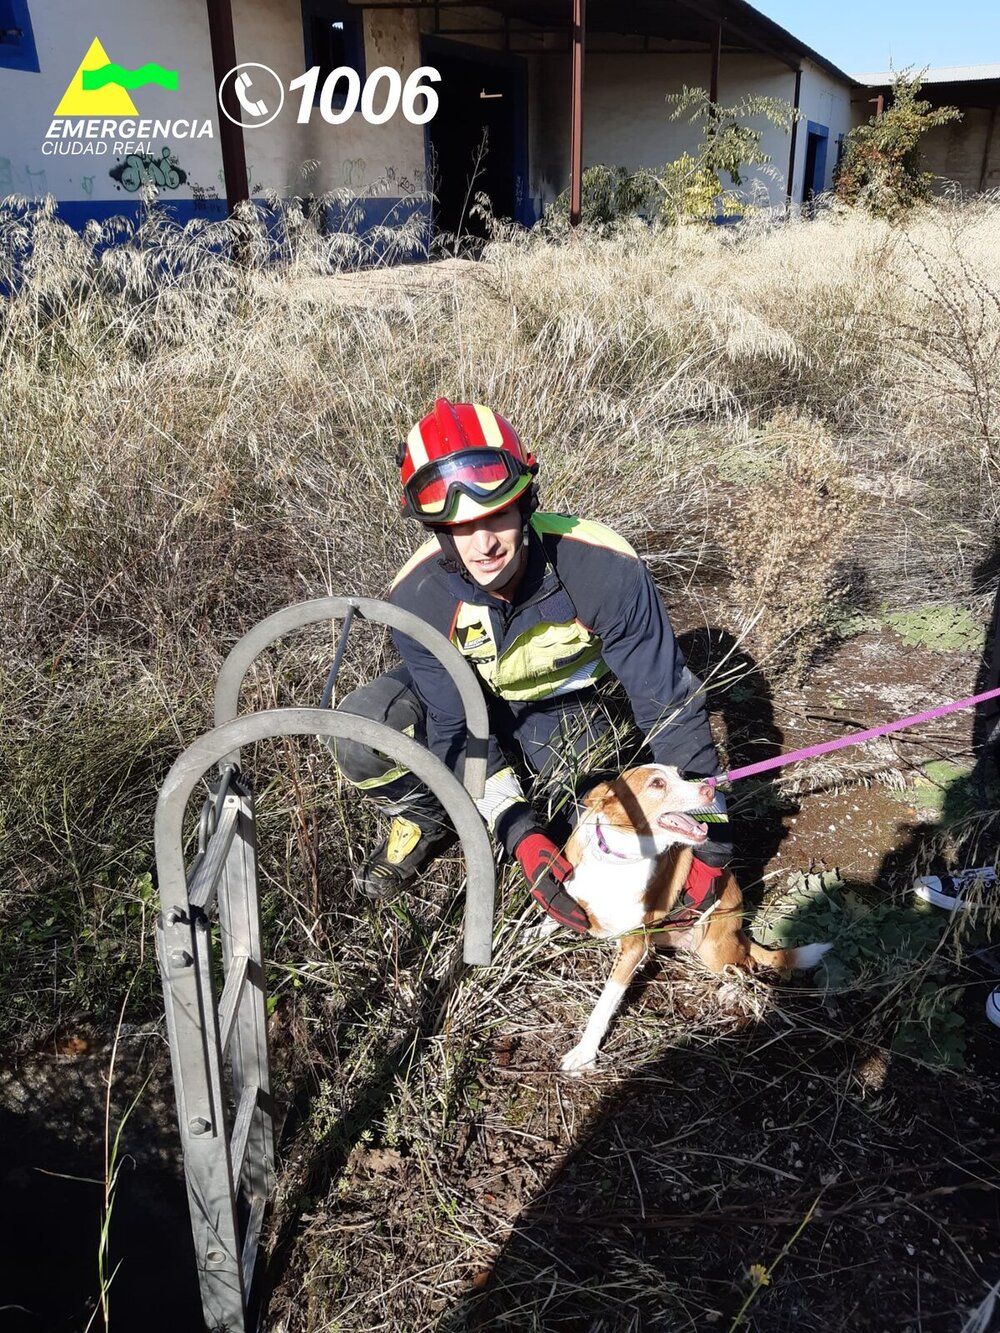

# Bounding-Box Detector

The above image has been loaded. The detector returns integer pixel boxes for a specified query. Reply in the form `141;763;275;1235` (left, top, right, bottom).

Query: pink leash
708;684;1000;787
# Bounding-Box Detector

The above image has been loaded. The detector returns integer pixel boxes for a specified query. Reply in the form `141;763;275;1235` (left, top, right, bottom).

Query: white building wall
229;0;424;198
534;51;813;212
0;0;218;207
530;51;856;213
0;0;426;216
795;58;854;196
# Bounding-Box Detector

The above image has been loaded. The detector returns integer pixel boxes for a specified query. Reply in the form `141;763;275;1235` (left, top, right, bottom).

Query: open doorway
423;39;528;241
803;120;830;202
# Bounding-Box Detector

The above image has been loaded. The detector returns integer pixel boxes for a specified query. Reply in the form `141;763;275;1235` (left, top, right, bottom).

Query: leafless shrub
719;409;861;678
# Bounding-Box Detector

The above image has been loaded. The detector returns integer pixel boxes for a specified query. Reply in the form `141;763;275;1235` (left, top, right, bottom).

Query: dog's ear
585;779;633;819
581;781;613;811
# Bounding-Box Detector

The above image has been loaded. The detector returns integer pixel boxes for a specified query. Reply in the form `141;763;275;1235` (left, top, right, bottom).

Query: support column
980;103;998;192
205;0;250;214
569;0;586;227
709;21;721;104
785;67;802;209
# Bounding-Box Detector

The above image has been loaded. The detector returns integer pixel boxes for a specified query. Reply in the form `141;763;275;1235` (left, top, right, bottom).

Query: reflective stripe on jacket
388;512;719;782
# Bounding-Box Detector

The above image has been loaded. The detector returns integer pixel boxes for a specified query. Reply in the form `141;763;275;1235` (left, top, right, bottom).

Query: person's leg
506;690;640;846
330;666;453;895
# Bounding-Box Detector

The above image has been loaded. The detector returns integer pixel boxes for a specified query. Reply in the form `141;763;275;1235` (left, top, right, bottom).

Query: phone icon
235;70;269;118
219;63;285;129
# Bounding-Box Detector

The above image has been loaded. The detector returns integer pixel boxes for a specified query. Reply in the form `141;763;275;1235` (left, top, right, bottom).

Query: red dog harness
593;821;724;927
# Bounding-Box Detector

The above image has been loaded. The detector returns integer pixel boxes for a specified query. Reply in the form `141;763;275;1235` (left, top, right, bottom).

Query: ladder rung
230;1082;259;1191
218;953;250;1054
242;1193;267;1297
188;798;240;911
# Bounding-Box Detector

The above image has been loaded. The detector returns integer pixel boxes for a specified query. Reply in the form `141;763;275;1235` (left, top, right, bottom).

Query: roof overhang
358;0;859;86
853;68;1000;108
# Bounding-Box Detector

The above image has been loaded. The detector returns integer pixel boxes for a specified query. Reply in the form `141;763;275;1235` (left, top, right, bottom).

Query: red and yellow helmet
399;398;537;525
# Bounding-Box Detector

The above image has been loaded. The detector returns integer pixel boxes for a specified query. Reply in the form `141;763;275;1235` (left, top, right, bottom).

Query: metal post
205;0;250;214
786;68;803;208
709;21;721;105
215;778;273;1277
979;103;998;192
158;897;246;1330
569;0;586;228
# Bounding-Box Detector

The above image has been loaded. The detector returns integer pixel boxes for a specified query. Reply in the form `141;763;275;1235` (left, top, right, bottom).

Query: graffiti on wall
0;158;48;194
342;157;366;187
187;180;221;211
109;145;187;192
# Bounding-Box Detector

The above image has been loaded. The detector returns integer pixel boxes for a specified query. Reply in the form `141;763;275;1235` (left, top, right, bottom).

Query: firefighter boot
359;804;456;899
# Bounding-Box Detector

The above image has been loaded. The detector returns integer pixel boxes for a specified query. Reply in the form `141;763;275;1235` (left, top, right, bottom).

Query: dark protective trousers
330;665;731;865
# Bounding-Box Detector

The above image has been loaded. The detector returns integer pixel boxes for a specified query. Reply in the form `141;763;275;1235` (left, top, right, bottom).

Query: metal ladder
155;597;496;1332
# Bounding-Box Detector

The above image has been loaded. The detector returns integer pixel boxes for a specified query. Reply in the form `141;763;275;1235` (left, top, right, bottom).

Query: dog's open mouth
656;812;708;842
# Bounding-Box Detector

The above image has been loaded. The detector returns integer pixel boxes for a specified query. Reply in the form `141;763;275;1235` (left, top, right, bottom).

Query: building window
301;0;365;106
0;0;39;73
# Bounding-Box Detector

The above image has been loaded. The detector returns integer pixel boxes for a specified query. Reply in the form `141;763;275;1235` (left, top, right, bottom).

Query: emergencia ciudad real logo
43;36;214;158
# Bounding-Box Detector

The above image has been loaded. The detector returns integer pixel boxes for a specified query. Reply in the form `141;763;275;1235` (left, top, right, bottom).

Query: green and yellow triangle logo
54;38;139;116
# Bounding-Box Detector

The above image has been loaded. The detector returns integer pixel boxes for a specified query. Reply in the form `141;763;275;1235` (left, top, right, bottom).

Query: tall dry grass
2;191;999;1038
2;189;1000;1331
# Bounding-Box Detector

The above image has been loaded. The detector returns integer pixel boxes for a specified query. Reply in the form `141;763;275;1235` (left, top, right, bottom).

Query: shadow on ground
433;936;1000;1333
0;1035;200;1332
678;627;789;906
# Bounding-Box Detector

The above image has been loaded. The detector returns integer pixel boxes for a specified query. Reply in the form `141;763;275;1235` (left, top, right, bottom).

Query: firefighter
330;398;729;933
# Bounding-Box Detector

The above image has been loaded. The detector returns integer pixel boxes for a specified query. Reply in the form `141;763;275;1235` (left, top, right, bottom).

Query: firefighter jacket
388;514;719;819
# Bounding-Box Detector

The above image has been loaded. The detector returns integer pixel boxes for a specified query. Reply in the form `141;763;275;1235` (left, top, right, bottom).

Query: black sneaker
359;816;455;899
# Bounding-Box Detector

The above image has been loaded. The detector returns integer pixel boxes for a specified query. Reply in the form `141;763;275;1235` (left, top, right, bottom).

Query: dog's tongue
658;812;708;840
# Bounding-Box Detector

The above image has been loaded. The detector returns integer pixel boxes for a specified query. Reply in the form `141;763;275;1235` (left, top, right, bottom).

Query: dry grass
720;407;860;678
2;191;1000;1331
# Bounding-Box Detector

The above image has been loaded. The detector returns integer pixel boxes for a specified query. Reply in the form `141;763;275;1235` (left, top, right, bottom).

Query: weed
3;194;1000;1332
754;870;970;1067
836;72;961;220
719;408;861;678
885;602;982;652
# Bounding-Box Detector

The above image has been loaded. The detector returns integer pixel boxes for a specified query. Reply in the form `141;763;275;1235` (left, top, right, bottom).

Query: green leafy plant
755;870;967;1067
658;86;798;224
888;758;1000;828
545;87;796;230
884;602;981;652
835;71;961;220
544;163;660;231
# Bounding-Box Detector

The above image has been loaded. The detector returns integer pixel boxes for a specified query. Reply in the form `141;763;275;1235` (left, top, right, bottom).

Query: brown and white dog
546;764;830;1072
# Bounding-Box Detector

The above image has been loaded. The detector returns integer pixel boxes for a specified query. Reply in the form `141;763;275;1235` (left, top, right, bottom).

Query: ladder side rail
156;708;496;969
156;906;246;1332
211;596;490;800
216;778;275;1211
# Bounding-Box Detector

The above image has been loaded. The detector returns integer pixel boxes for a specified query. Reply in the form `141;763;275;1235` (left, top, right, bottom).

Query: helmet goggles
401;448;531;523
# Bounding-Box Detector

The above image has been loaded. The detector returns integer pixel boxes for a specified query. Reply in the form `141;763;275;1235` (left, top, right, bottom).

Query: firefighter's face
450;507;525;590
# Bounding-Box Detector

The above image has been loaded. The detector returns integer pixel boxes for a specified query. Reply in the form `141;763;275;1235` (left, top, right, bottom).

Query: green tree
545;87;797;230
835;71;961;219
657;85;799;223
